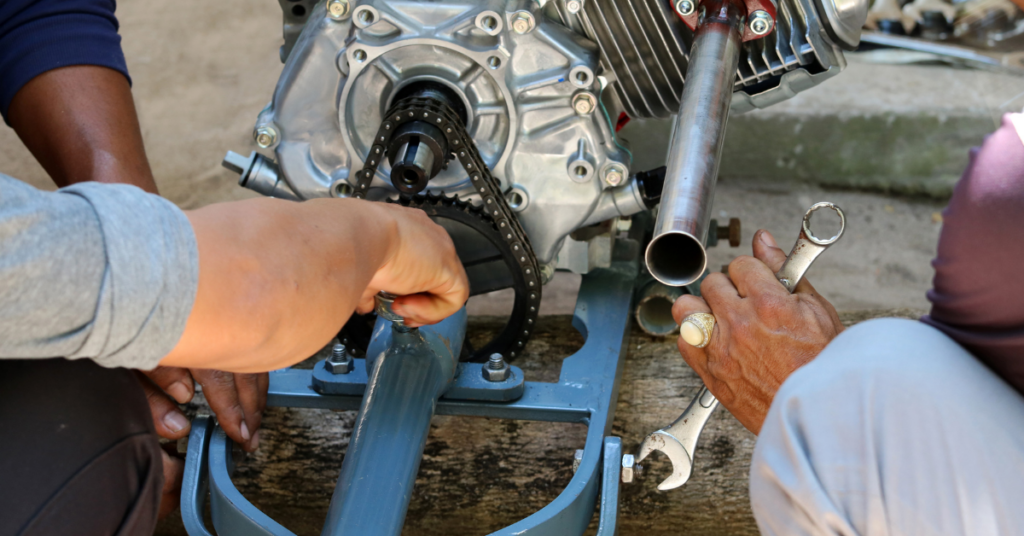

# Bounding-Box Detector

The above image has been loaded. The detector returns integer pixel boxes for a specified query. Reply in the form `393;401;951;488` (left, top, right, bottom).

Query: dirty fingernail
759;230;778;248
166;381;192;404
163;411;189;433
248;430;261;451
240;421;251;442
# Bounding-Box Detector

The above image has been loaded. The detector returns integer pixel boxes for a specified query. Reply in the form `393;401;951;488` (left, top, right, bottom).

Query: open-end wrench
636;202;845;490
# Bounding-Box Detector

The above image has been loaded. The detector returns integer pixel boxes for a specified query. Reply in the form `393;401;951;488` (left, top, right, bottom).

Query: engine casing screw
572;92;597;115
511;11;536;34
327;0;351;20
603;164;626;187
254;125;278;148
749;10;773;35
676;0;696;16
566;0;583;14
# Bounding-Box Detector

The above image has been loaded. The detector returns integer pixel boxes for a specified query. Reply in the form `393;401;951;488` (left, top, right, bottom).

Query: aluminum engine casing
260;0;641;268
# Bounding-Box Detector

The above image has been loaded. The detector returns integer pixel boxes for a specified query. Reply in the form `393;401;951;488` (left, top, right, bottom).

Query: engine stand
180;239;641;536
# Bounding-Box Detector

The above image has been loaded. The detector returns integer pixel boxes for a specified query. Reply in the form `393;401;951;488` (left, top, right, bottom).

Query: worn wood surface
157;309;923;536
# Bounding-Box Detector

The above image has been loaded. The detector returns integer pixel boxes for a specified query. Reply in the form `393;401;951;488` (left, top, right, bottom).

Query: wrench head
637;430;695;491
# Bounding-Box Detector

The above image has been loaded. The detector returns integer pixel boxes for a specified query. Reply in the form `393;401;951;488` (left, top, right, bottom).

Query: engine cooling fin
569;0;845;118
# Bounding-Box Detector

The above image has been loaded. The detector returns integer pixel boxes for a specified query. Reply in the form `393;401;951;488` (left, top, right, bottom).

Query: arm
162;197;468;372
7;65;157;192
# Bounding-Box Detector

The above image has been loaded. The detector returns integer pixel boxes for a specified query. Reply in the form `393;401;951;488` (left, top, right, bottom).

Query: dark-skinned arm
8;65;157;193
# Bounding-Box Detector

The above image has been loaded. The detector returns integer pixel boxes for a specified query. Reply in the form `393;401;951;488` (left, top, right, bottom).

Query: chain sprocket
348;96;541;361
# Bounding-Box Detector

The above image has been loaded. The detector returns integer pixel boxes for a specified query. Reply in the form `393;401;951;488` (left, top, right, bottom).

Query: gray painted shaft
321;311;465;536
645;7;744;287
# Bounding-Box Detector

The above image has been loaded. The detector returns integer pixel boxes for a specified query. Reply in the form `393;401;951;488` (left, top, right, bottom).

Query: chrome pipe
644;0;744;286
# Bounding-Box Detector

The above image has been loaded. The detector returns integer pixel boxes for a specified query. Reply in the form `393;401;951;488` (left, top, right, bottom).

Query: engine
223;0;867;359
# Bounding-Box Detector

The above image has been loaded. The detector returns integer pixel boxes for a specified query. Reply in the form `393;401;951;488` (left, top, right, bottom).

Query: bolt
540;263;556;284
511;11;535;34
675;0;696;16
749;10;773;35
327;0;350;20
254;126;277;148
483;353;511;382
621;454;643;484
572;449;585;473
566;0;582;14
572;92;597;115
604;165;626;187
325;343;353;374
716;217;742;247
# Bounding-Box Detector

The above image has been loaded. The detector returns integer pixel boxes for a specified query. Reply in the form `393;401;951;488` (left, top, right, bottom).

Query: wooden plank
157;309;924;536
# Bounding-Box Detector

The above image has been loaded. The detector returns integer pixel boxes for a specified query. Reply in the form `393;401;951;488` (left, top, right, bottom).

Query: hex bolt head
254;126;277;148
621;454;643;484
604;165;626;187
572;449;585;473
325;342;353;374
327;0;351;20
572;92;597;115
511;11;536;34
675;0;696;16
749;10;773;35
483;353;511;382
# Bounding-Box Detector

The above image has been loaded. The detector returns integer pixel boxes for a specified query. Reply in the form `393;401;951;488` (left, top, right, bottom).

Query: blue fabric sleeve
0;0;129;124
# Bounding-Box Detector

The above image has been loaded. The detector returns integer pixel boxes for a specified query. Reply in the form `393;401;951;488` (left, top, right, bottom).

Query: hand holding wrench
636;202;845;490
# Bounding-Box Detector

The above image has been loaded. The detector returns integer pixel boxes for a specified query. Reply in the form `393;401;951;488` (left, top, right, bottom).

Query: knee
775;318;1002;412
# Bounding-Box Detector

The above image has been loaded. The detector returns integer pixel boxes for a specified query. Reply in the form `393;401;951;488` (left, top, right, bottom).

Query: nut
566;0;583;14
482;353;511;382
572;449;585;473
749;10;773;35
325;343;353;374
254;126;277;148
603;164;626;187
621;454;643;484
511;11;535;34
675;0;696;16
572;92;597;115
327;0;350;20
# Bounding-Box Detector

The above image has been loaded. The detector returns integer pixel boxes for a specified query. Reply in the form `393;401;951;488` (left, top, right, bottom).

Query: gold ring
680;313;716;348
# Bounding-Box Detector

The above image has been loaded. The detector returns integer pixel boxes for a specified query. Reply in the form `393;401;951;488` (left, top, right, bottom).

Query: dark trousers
0;359;162;536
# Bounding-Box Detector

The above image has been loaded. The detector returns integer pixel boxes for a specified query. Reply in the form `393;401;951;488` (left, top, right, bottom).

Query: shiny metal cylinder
635;280;685;336
322;309;467;536
645;0;744;287
390;138;436;192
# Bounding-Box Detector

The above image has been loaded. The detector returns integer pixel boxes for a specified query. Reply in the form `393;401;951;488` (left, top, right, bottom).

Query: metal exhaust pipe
645;0;745;287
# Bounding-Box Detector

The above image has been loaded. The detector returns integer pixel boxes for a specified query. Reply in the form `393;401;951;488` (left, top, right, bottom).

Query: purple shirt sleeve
0;0;129;124
921;113;1024;393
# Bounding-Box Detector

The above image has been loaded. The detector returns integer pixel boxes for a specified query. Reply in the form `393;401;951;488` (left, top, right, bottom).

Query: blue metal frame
181;245;639;536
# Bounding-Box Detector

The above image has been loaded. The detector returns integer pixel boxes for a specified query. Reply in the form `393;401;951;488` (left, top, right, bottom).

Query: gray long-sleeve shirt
0;174;198;370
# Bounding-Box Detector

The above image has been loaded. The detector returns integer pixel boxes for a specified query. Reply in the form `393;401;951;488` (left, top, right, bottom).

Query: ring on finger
680;313;716;348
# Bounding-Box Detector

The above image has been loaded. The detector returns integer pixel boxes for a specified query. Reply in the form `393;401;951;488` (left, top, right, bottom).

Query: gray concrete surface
622;56;1024;197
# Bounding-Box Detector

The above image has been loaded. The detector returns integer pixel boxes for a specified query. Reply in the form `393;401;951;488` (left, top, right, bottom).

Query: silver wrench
636;202;845;490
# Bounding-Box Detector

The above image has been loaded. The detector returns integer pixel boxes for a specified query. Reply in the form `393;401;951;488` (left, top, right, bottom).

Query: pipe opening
637;295;678;336
646;232;707;287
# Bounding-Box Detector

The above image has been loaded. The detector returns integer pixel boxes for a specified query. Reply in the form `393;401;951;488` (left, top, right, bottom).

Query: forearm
7;65;157;193
161;198;397;373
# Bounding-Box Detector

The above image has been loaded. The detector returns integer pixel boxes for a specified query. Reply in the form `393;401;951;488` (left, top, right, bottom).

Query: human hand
672;229;844;434
355;203;469;328
137;366;268;517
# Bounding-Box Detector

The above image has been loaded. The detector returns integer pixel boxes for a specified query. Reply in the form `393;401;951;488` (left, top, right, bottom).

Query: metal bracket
181;242;640;536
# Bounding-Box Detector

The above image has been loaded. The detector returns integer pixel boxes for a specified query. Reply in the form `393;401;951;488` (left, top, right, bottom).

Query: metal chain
351;97;541;359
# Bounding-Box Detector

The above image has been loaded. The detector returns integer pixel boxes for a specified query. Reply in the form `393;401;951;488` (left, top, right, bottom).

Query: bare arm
8;65;157;193
161;197;469;373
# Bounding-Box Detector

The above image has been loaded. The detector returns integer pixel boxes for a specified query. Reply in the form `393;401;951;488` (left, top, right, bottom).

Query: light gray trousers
750;318;1024;536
